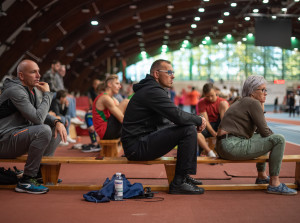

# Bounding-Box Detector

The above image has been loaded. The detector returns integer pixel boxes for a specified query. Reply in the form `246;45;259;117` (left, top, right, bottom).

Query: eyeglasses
157;70;175;76
256;88;268;93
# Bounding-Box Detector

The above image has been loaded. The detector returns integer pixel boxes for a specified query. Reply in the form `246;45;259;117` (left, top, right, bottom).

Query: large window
126;43;300;82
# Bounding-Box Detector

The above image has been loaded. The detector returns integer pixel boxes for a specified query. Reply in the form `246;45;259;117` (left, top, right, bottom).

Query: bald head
16;60;41;90
17;60;36;75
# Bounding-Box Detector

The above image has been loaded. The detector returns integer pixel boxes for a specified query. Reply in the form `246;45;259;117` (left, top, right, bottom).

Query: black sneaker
185;175;203;185
36;177;63;184
81;144;101;153
169;179;205;195
13;166;24;178
15;176;49;194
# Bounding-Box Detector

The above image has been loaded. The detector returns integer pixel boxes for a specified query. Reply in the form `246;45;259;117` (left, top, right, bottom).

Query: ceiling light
194;17;200;21
91;20;98;26
298;17;300;21
205;36;210;40
226;34;232;38
81;8;90;13
134;24;141;29
66;53;74;57
188;30;194;34
242;37;247;41
164;30;170;34
136;31;143;36
163;36;169;39
253;9;259;13
198;8;205;12
291;36;296;40
231;3;237;7
262;0;269;3
183;40;189;44
224;12;230;16
104;37;110;41
237;41;242;45
138;38;143;42
295;0;299;2
248;33;253;37
22;25;32;31
166;15;173;19
167;5;174;10
203;0;209;2
165;23;171;27
56;46;64;51
129;5;137;9
272;15;277;19
218;19;223;24
218;42;223;46
132;14;139;20
202;40;207;44
162;45;167;49
191;24;197;28
41;38;50;42
244;17;250;21
282;8;287;12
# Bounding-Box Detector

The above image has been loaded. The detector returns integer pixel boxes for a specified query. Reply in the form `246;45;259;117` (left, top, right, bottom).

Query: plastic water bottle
114;172;123;201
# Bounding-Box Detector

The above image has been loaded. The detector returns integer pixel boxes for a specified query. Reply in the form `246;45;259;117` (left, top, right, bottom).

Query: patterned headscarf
242;75;266;97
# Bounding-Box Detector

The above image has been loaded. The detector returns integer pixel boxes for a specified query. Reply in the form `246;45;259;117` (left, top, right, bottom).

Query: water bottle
114;172;123;201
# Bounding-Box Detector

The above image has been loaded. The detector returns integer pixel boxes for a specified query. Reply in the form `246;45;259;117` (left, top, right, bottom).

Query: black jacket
121;74;203;148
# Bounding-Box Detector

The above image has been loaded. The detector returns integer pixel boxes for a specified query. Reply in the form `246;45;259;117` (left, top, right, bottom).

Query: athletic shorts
102;115;122;139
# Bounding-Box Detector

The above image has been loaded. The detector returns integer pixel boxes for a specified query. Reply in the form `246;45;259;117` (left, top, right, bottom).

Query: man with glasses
121;59;207;195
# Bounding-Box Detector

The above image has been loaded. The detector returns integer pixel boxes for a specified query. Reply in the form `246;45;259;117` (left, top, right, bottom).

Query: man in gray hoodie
0;59;67;194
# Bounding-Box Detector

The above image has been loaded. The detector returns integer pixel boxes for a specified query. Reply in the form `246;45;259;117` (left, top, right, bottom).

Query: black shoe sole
169;190;205;195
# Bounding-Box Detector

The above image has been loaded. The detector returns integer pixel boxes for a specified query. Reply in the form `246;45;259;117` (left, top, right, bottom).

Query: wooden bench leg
164;164;176;184
100;143;121;157
295;162;300;190
40;163;61;186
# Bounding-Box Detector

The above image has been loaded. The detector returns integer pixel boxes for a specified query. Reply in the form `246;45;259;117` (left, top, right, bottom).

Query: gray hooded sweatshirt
0;77;55;142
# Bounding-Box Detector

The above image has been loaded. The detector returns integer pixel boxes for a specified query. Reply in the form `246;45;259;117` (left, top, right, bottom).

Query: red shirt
92;93;110;139
197;97;229;122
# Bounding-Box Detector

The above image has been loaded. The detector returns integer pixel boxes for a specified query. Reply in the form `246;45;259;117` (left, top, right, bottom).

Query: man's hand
197;116;207;132
54;122;67;143
35;82;50;92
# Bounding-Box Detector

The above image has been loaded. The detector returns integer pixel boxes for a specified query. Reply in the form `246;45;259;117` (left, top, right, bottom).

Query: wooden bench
98;138;122;157
1;155;299;191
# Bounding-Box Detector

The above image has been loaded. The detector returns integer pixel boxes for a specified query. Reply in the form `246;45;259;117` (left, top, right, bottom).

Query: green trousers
216;133;285;176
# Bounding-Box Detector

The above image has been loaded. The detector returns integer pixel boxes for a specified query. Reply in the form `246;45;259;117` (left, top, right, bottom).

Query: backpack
0;167;18;185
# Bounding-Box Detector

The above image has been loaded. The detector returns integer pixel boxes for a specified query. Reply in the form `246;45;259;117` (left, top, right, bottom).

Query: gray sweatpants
216;133;285;176
0;124;61;177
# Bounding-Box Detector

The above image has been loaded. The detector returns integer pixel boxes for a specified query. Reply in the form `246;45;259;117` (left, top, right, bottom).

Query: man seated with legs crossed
93;75;129;141
0;60;67;194
121;59;207;195
197;83;229;157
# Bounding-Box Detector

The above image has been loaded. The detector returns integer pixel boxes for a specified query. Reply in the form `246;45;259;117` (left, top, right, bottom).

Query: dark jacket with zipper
121;74;203;148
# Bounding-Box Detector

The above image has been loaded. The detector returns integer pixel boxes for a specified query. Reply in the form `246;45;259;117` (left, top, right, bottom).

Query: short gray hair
242;75;266;97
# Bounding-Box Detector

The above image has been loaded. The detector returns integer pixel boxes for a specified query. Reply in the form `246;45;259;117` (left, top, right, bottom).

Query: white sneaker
207;150;217;158
59;141;69;146
67;136;76;143
71;117;84;125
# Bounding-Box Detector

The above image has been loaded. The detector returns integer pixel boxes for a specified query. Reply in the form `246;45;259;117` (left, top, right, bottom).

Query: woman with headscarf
215;75;297;195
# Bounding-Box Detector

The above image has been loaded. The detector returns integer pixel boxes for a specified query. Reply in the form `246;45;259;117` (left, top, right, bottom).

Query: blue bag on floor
83;174;144;203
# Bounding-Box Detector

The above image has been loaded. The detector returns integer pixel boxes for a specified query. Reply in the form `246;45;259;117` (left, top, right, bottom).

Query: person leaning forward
0;59;67;194
121;59;207;195
216;75;297;195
